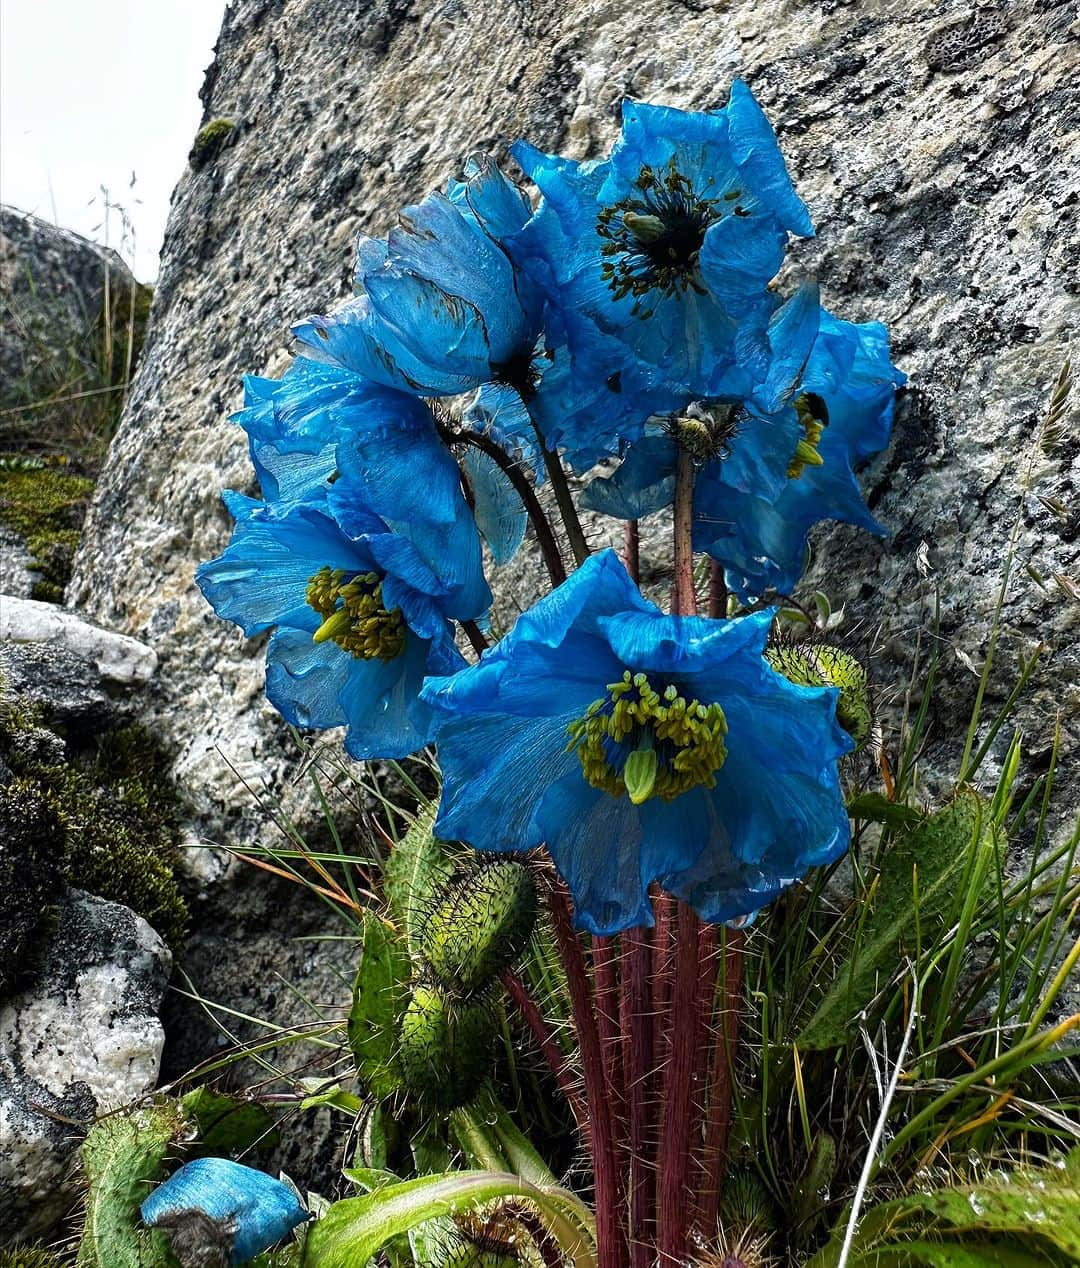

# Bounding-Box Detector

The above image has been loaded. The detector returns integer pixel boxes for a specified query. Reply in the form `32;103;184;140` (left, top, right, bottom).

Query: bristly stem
500;968;589;1136
624;519;641;583
672;446;697;615
619;924;654;1268
547;880;628;1268
657;901;702;1260
708;558;727;619
592;936;626;1152
536;426;591;567
441;423;568;587
461;620;490;657
696;927;746;1237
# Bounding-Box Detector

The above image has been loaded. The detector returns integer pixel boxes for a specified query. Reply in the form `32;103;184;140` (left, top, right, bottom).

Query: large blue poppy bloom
292;155;670;476
508;81;813;404
421;550;852;935
142;1157;308;1264
198;395;489;759
580;304;905;600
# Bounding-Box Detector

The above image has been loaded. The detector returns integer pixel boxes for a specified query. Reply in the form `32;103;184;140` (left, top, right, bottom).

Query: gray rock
0;206;138;417
0;526;37;599
68;0;1080;849
0;889;171;1243
0;595;157;686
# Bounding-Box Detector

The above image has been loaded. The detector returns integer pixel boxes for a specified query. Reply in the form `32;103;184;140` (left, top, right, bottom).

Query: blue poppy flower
198;396;488;759
292;155;668;477
581;303;904;600
694;309;906;598
141;1157;308;1265
421;550;852;935
508;81;813;403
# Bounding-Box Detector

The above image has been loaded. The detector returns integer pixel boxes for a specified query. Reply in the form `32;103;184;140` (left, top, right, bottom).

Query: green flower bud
397;982;498;1111
766;643;872;750
421;862;537;996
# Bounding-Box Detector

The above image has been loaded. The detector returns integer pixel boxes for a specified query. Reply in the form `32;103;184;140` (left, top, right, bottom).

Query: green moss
190;117;235;168
0;455;94;603
0;776;65;999
0;704;188;948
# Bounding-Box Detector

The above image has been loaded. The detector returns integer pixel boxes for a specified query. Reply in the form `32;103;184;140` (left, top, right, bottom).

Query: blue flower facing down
198;392;488;759
580;301;905;601
141;1157;308;1265
509;81;813;404
421;550;852;935
694;309;906;598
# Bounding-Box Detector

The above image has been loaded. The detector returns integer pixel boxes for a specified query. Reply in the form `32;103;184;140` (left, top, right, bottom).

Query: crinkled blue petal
460;446;528;565
197;496;374;637
579;433;678;520
141;1157;308;1265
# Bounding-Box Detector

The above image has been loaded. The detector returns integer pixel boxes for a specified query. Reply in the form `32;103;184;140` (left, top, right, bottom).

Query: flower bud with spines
420;861;538;997
397;980;499;1111
765;642;872;750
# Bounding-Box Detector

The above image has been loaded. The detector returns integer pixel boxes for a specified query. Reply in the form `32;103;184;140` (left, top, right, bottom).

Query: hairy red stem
592;935;625;1149
657;902;703;1261
623;519;640;583
672;447;697;616
548;882;628;1268
696;928;746;1238
500;968;588;1136
619;925;655;1268
707;558;727;620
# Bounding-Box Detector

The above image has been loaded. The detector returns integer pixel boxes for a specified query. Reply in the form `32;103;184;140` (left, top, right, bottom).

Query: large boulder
0;890;171;1243
68;0;1080;847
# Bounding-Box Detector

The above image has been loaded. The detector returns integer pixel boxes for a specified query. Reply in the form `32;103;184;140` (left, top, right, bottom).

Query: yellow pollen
787;393;828;479
566;670;728;803
305;566;406;662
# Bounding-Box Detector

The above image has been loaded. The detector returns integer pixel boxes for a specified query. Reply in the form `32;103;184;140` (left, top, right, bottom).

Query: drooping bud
421;862;538;996
397;981;499;1111
765;643;872;750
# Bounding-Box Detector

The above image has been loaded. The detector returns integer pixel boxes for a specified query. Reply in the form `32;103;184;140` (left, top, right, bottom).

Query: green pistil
566;670;728;803
305;565;406;662
787;393;830;479
597;161;735;315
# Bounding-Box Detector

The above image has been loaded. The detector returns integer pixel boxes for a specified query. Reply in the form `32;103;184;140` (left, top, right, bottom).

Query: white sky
1;0;226;280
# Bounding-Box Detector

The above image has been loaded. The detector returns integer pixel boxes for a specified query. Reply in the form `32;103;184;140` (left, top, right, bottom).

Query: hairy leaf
383;801;454;958
347;911;411;1100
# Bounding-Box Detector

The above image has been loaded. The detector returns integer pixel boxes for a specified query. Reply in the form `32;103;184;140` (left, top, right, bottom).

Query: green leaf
797;788;997;1051
809;1149;1080;1267
303;1170;597;1268
383;801;453;958
347;911;411;1100
297;1081;364;1116
77;1103;183;1268
180;1085;278;1154
846;792;924;830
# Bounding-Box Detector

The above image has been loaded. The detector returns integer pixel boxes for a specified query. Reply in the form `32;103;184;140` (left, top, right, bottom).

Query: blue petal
339;630;440;760
197;497;372;637
461;446;528;565
579;433;678;520
726;79;814;237
141;1158;308;1265
755;280;821;413
448;153;533;240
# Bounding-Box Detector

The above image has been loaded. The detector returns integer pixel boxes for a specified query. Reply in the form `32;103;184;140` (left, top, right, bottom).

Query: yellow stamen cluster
566;670;728;803
787;393;829;479
305;566;406;662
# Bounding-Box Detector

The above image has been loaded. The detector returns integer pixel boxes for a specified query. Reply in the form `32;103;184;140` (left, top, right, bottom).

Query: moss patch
0;1248;65;1267
0;702;188;950
0;776;66;998
190;117;235;168
0;454;94;602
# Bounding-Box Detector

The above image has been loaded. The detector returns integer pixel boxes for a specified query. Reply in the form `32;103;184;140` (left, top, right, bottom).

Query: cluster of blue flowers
199;82;903;934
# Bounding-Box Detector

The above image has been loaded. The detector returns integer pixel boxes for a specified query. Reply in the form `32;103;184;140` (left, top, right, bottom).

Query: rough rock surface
0;889;171;1242
60;0;1080;1191
0;206;138;408
0;595;157;686
70;0;1080;846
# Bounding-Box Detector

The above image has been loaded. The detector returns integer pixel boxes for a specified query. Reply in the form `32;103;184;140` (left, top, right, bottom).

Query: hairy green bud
397;982;498;1111
766;643;872;750
421;862;537;996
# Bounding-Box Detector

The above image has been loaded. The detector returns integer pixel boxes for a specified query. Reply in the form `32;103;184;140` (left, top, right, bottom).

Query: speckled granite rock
0;206;139;413
0;890;171;1243
70;0;1080;846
